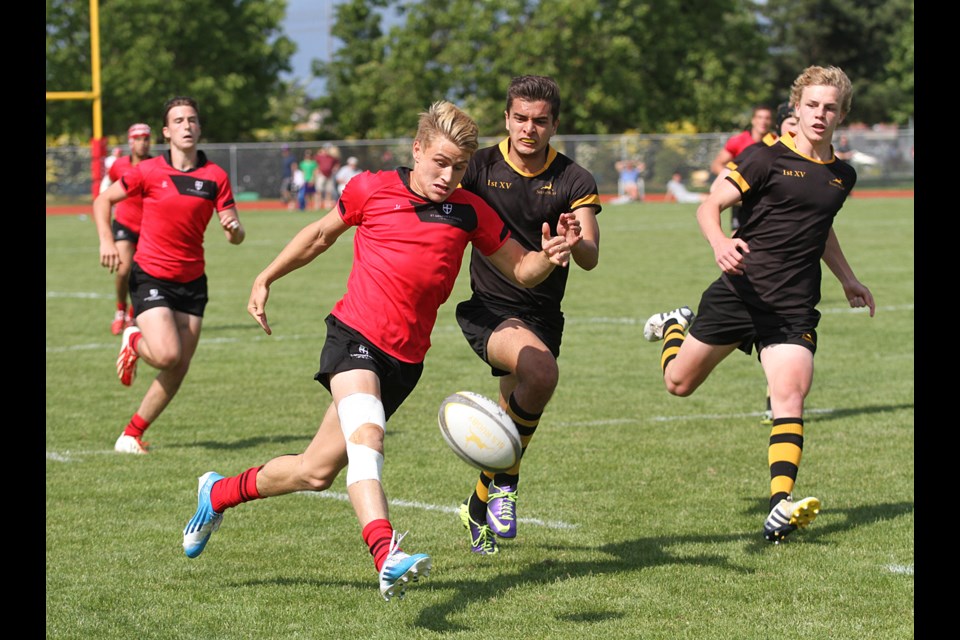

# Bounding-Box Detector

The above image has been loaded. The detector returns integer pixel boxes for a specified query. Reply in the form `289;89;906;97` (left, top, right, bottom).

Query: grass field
46;198;914;639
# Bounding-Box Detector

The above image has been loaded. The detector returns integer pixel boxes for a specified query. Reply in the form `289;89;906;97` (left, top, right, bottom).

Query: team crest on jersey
413;200;478;232
536;182;555;195
171;174;217;201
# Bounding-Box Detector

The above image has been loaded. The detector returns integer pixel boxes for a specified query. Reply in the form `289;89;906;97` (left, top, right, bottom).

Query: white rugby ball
438;391;521;472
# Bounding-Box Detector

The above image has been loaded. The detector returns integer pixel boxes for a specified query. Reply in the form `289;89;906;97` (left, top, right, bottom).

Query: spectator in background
335;156;362;196
279;144;298;210
710;105;774;230
315;144;341;210
299;149;318;211
834;134;854;162
292;164;306;208
612;159;645;204
99;124;154;335
379;149;395;171
665;171;706;203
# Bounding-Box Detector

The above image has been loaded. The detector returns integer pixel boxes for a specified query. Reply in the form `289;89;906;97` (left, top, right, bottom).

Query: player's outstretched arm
247;210;351;334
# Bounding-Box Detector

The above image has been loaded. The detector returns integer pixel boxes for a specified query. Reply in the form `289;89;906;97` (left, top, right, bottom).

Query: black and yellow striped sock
468;393;541;522
660;319;686;373
768;417;803;510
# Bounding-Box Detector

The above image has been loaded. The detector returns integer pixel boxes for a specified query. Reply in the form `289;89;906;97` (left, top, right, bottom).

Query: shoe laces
472;523;497;554
384;530;408;565
489;485;517;521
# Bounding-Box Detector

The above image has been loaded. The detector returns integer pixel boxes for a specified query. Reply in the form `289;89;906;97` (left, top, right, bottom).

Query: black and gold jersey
459;138;601;314
724;133;857;314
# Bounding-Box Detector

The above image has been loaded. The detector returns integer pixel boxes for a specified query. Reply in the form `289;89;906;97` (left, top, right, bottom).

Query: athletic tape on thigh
338;393;386;485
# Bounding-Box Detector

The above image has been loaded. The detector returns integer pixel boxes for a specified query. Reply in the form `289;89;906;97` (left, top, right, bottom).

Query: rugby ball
438;391;521;472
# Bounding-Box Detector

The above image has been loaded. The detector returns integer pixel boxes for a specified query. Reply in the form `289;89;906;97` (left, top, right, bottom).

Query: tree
46;0;296;142
760;0;914;125
314;0;774;139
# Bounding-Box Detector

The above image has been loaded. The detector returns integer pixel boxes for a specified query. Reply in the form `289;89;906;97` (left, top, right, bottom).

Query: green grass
46;198;914;639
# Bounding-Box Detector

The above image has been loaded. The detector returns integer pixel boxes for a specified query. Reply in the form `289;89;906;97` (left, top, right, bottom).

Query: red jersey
724;130;760;159
120;151;235;282
332;167;509;363
108;154;151;232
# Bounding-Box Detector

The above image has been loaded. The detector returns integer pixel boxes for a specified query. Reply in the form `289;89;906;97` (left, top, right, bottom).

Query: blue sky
281;0;401;97
280;0;340;96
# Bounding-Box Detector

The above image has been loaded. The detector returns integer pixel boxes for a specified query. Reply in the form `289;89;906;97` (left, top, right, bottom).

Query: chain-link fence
46;128;914;203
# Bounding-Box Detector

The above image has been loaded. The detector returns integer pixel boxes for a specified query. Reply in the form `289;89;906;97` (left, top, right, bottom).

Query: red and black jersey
108;154;152;232
724;133;858;314
120;150;235;283
723;131;778;171
332;167;509;363
459;139;601;314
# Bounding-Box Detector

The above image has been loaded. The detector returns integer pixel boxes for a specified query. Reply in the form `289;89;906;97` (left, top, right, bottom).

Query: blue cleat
183;471;224;558
378;530;431;601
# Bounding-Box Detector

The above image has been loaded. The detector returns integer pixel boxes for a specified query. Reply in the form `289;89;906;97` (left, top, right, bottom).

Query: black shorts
690;278;819;360
128;262;208;318
112;219;139;244
315;314;423;420
455;296;563;377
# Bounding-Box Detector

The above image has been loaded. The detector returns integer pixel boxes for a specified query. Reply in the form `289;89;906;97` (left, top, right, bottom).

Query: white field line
883;563;914;575
297;490;577;530
45;297;914;354
42;449;578;530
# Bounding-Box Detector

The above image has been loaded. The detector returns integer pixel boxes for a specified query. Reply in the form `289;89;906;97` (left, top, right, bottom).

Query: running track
45;190;914;216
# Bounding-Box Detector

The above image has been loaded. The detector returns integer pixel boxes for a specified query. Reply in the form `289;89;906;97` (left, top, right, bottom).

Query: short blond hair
789;66;853;117
415;101;479;155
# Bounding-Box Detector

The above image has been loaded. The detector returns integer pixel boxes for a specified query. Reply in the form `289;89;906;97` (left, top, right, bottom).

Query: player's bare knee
337;393;387;486
519;353;559;391
300;469;337;491
349;423;384;453
151;347;183;369
665;378;697;397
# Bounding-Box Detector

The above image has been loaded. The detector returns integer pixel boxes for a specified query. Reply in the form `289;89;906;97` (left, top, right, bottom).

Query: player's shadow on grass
181;429;399;451
810;402;913;422
405;499;913;633
738;497;913;552
177;434;313;450
234;499;912;633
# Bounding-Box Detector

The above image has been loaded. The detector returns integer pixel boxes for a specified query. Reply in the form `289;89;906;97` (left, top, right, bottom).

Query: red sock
117;301;127;312
362;518;394;572
123;413;150;439
129;331;142;352
209;466;262;513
